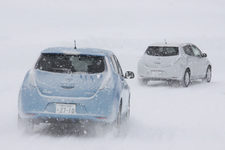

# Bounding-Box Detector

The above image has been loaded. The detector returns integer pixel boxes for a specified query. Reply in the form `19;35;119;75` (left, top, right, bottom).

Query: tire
181;70;190;87
125;99;130;120
18;114;34;133
167;80;174;86
24;119;34;133
115;104;122;136
205;66;212;82
139;78;149;86
116;109;121;129
18;114;24;130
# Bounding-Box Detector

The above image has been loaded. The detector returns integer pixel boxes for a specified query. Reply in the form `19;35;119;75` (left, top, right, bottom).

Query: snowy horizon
1;0;225;150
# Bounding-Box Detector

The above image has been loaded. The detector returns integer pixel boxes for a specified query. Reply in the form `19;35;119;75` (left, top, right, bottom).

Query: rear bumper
19;112;112;123
20;114;111;125
18;84;117;124
137;59;185;81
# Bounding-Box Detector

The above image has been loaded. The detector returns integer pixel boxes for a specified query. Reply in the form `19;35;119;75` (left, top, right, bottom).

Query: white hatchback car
137;43;212;87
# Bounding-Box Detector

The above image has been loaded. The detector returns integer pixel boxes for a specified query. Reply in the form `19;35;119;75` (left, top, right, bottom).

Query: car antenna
74;40;77;49
164;39;167;44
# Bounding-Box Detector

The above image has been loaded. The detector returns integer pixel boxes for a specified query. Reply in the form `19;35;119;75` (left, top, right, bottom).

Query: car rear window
35;54;105;74
145;46;179;56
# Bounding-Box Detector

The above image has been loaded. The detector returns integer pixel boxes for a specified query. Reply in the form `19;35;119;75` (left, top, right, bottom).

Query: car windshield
35;53;106;74
145;46;179;56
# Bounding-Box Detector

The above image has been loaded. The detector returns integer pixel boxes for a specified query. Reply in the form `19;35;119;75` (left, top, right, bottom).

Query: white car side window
183;45;194;56
191;45;202;57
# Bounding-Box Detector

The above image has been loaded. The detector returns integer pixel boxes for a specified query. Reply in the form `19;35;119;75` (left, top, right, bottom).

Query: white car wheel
205;67;212;82
138;78;149;85
181;70;190;87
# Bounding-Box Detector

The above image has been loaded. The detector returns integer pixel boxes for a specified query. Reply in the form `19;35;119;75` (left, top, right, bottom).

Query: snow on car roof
150;42;191;47
41;47;113;56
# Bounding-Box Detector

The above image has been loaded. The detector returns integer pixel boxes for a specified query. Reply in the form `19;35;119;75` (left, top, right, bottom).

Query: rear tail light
26;113;36;116
95;117;107;119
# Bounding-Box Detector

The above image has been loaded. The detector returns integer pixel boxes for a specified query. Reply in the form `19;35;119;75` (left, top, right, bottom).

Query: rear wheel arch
208;65;212;69
186;67;191;74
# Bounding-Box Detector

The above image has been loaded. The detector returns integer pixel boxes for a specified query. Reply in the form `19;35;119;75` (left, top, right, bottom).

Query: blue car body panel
18;47;130;124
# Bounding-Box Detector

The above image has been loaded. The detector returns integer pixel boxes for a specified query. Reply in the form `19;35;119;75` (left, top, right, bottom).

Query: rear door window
145;46;179;56
191;45;203;57
35;53;106;74
183;45;194;56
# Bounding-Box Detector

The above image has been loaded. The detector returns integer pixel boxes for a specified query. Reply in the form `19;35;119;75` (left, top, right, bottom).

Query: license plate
151;70;163;76
56;103;76;114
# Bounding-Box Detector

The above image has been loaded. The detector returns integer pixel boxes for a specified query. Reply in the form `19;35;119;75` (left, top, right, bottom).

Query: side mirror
202;53;207;57
125;71;135;79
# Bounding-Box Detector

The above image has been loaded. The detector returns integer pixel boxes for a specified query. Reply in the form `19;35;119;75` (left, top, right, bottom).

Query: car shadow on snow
143;80;181;88
25;119;130;138
141;79;207;88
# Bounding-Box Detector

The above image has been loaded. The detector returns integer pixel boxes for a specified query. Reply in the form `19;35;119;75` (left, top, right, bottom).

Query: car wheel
181;70;190;87
18;115;34;133
205;66;212;82
167;80;174;86
115;104;122;136
126;99;130;120
24;119;34;133
18;114;24;130
139;78;149;85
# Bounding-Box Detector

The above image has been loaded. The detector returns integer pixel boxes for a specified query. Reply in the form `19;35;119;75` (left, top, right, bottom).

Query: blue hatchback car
18;47;134;132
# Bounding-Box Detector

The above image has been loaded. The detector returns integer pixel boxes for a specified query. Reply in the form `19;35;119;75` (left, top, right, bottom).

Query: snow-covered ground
1;0;225;149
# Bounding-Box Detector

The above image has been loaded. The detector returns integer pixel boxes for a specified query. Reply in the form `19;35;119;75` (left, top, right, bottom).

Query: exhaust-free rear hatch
34;53;107;98
143;46;180;68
